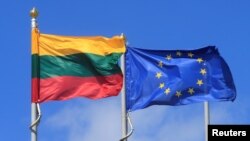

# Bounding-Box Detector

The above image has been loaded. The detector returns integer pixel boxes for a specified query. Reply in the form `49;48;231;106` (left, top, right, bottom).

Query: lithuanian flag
31;28;126;103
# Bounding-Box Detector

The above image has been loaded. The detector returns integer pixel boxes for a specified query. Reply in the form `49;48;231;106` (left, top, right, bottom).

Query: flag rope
30;103;41;132
119;112;134;141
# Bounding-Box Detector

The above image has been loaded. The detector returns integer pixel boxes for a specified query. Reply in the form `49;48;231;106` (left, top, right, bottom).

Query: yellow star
197;58;204;63
176;51;182;56
188;52;194;58
200;68;207;75
159;83;165;89
156;72;162;79
164;88;171;95
188;88;195;95
158;61;163;68
175;91;182;97
166;54;172;60
197;79;203;86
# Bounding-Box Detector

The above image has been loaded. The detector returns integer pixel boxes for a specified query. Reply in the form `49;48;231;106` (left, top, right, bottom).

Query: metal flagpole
30;7;38;141
31;103;37;141
203;61;210;141
204;101;210;141
120;34;127;141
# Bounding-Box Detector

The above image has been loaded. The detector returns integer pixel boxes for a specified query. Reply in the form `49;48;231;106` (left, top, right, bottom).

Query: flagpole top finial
30;7;38;18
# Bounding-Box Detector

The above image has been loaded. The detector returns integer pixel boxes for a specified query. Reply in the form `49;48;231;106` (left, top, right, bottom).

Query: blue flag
125;46;236;111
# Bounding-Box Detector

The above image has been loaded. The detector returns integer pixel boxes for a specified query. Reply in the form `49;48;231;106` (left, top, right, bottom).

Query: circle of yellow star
166;54;172;60
188;52;194;58
158;61;163;68
176;51;182;56
197;79;203;86
156;72;162;79
164;88;171;95
197;58;204;63
175;91;182;97
188;88;195;95
159;83;165;89
200;68;207;75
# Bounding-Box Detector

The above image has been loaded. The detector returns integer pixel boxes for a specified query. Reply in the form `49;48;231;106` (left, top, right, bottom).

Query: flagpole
30;7;38;141
31;103;38;141
121;34;127;141
203;60;210;141
204;101;210;141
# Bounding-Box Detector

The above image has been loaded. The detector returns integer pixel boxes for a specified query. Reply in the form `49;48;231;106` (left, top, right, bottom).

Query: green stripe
32;53;39;78
32;53;122;78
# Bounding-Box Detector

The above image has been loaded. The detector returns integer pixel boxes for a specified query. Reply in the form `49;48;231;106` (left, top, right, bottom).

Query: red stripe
32;78;39;102
32;74;123;103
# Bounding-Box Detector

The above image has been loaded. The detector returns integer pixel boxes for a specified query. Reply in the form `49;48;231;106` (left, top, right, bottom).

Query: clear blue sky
0;0;249;141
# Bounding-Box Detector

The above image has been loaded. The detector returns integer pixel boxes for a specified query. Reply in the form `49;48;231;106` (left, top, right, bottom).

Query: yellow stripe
31;28;39;54
35;33;126;56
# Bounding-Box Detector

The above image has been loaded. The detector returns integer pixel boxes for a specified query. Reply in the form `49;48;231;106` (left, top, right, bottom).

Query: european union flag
125;46;236;111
